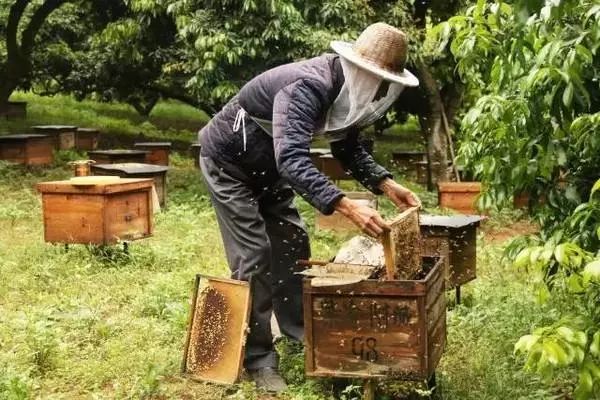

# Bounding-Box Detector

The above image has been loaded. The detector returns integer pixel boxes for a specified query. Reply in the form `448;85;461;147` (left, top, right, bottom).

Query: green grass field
0;94;556;399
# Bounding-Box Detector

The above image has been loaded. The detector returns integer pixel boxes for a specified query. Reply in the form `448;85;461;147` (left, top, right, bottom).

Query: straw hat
331;23;419;87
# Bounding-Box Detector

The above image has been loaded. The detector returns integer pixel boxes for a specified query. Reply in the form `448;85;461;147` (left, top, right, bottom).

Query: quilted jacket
199;54;392;215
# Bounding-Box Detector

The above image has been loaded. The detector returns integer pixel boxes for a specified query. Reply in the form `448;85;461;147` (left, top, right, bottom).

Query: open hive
182;276;251;385
303;256;446;380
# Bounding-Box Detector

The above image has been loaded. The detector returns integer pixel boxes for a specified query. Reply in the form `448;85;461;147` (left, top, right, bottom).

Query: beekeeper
198;22;420;392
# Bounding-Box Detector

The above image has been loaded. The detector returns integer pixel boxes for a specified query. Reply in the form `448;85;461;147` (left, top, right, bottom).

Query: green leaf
515;334;540;353
583;260;600;280
563;82;574;108
590;179;600;199
575;369;593;399
514;248;532;268
590;331;600;358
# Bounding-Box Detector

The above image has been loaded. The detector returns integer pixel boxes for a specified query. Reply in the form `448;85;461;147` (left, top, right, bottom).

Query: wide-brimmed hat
331;23;419;87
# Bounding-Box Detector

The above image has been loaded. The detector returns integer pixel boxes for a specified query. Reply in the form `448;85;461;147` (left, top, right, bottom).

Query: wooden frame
181;275;251;385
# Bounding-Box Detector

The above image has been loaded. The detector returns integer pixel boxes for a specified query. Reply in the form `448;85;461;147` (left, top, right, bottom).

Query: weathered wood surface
420;215;483;289
382;207;422;280
437;182;482;214
32;125;77;150
134;142;171;166
0;134;53;165
37;178;153;245
75;128;100;151
303;257;445;380
319;154;350;181
190;143;201;168
91;163;168;207
182;276;251;385
88;150;148;165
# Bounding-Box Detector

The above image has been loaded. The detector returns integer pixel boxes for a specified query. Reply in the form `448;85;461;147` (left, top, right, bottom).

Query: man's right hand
334;197;390;238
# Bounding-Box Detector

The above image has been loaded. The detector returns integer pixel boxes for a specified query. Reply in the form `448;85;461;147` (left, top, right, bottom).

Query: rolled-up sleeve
272;79;345;215
329;128;393;194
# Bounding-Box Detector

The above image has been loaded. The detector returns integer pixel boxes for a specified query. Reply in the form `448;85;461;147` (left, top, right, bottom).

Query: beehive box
310;148;330;171
304;256;446;380
437;182;482;214
1;101;27;119
75;128;100;151
190;143;201;168
88;149;148;164
37;178;154;245
319;154;350;181
134;142;171;166
316;192;377;232
420;215;483;290
32;125;77;150
392;151;426;179
91;163;168;207
0;134;54;165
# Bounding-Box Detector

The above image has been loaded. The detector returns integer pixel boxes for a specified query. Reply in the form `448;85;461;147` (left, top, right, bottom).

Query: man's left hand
378;178;422;210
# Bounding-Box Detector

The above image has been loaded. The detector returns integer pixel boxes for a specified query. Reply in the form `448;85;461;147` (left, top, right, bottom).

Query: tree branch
21;0;68;56
6;0;30;60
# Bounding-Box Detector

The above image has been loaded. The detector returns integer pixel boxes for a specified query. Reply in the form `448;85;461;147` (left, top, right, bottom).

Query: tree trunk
415;61;449;190
0;0;67;113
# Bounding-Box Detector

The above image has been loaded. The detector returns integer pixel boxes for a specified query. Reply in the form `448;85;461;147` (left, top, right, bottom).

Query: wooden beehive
319;154;350;181
88;149;148;164
316;192;377;232
182;275;251;385
91;163;168;207
0;134;54;165
134;142;172;166
75;128;100;151
303;256;446;380
190;143;201;168
310;148;330;171
382;207;422;280
420;215;483;290
437;182;482;214
1;101;27;119
32;125;77;150
37;177;154;245
392;150;426;179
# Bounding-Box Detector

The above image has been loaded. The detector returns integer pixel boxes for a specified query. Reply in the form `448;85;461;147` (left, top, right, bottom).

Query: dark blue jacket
199;54;392;214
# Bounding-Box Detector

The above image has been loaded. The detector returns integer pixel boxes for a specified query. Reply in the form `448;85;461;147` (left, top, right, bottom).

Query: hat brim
331;40;419;87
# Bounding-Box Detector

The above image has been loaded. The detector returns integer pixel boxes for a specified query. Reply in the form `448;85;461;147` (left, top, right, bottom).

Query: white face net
323;58;405;139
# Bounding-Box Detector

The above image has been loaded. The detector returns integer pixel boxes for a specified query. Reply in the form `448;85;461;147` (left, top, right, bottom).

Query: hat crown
352;23;408;73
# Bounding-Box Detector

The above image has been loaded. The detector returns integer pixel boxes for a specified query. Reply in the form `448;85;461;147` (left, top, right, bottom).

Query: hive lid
420;214;485;228
134;142;172;147
0;134;48;140
310;147;331;155
69;176;122;186
92;163;168;174
37;177;154;194
88;149;148;156
77;128;99;133
182;276;251;385
32;125;77;131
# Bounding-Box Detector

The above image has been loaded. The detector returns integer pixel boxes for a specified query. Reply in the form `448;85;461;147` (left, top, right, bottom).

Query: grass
0;95;555;399
1;92;209;146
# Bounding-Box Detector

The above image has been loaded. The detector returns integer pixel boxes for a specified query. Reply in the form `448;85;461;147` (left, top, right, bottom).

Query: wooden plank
306;280;427;296
183;276;251;385
382;207;422;280
37;178;153;195
105;191;151;242
42;194;105;244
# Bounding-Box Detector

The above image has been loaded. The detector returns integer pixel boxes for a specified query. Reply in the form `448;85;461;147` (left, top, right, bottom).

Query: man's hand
379;178;422;210
334;197;390;238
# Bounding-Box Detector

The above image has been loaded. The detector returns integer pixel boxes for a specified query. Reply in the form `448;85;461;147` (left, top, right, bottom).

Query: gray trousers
200;156;309;370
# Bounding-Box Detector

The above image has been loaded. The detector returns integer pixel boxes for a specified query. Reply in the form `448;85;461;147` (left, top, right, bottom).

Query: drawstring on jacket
233;108;247;151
